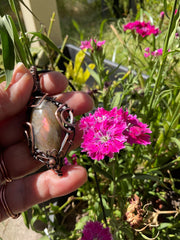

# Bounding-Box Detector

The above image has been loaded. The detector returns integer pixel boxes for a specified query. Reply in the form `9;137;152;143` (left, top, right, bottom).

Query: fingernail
13;62;29;83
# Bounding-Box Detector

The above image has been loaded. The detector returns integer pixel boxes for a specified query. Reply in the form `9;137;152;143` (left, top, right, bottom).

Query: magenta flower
81;221;113;240
144;47;150;57
64;154;78;166
122;112;152;145
144;48;166;58
175;32;179;38
80;39;106;50
151;48;163;56
80;40;93;50
160;11;165;19
123;21;160;37
79;107;151;161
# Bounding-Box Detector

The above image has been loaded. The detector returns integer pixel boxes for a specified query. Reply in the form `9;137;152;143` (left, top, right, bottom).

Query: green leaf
92;163;113;181
163;0;169;18
8;0;16;13
38;236;49;240
86;64;101;86
158;222;172;230
21;211;30;228
0;16;15;88
30;32;63;56
133;173;161;182
168;6;180;48
171;137;180;150
111;92;122;108
3;15;27;66
99;19;108;40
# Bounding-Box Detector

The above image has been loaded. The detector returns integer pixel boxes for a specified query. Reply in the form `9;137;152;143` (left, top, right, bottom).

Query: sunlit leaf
111;92;122;108
86;64;101;86
0;16;15;88
30;32;63;56
168;6;180;48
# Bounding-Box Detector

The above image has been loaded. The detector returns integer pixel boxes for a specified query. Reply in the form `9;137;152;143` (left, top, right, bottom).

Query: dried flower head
125;194;144;228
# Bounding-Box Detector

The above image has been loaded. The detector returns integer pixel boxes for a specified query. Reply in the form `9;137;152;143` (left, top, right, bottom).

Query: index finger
0;64;68;122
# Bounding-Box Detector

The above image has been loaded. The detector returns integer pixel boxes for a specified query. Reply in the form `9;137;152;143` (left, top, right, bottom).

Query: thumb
0;63;33;122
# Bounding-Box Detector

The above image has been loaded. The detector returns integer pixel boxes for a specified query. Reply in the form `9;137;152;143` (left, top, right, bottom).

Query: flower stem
148;0;178;112
92;162;108;227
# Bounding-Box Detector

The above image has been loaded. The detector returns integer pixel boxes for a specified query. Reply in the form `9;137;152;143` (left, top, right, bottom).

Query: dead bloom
125;194;144;228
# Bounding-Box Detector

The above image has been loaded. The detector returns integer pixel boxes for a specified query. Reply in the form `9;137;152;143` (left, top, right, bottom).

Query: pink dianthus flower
123;21;160;37
160;11;165;19
80;39;106;50
81;221;113;240
79;107;151;161
151;48;163;56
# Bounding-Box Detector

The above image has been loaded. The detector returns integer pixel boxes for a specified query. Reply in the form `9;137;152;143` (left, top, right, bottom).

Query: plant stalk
148;0;178;112
93;162;108;227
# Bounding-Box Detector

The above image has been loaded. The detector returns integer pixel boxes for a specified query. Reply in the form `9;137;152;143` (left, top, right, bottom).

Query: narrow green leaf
168;7;180;48
21;211;30;228
92;163;113;181
30;32;63;56
163;0;169;18
72;19;81;33
0;16;15;88
3;15;27;66
111;92;122;108
133;173;160;182
86;64;101;86
8;0;16;13
99;19;108;40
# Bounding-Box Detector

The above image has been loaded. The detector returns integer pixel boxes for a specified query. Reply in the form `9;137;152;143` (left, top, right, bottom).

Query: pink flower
71;153;78;165
144;47;150;53
79;107;151;161
80;39;106;50
64;154;78;165
123;21;160;37
81;221;113;240
160;11;165;19
122;113;152;145
80;39;93;50
175;32;179;38
144;52;150;58
64;157;71;166
144;48;165;58
144;47;150;57
151;48;163;56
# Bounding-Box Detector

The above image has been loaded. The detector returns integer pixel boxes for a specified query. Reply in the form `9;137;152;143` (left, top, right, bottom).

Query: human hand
0;63;93;221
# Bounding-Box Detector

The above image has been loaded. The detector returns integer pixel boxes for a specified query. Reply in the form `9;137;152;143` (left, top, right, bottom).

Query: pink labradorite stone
30;99;62;153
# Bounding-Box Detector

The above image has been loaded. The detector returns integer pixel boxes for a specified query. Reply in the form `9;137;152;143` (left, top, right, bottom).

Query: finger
1;120;83;182
0;65;69;122
0;142;41;183
0;166;87;221
0;92;93;147
39;71;68;95
0;63;33;122
56;91;94;116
